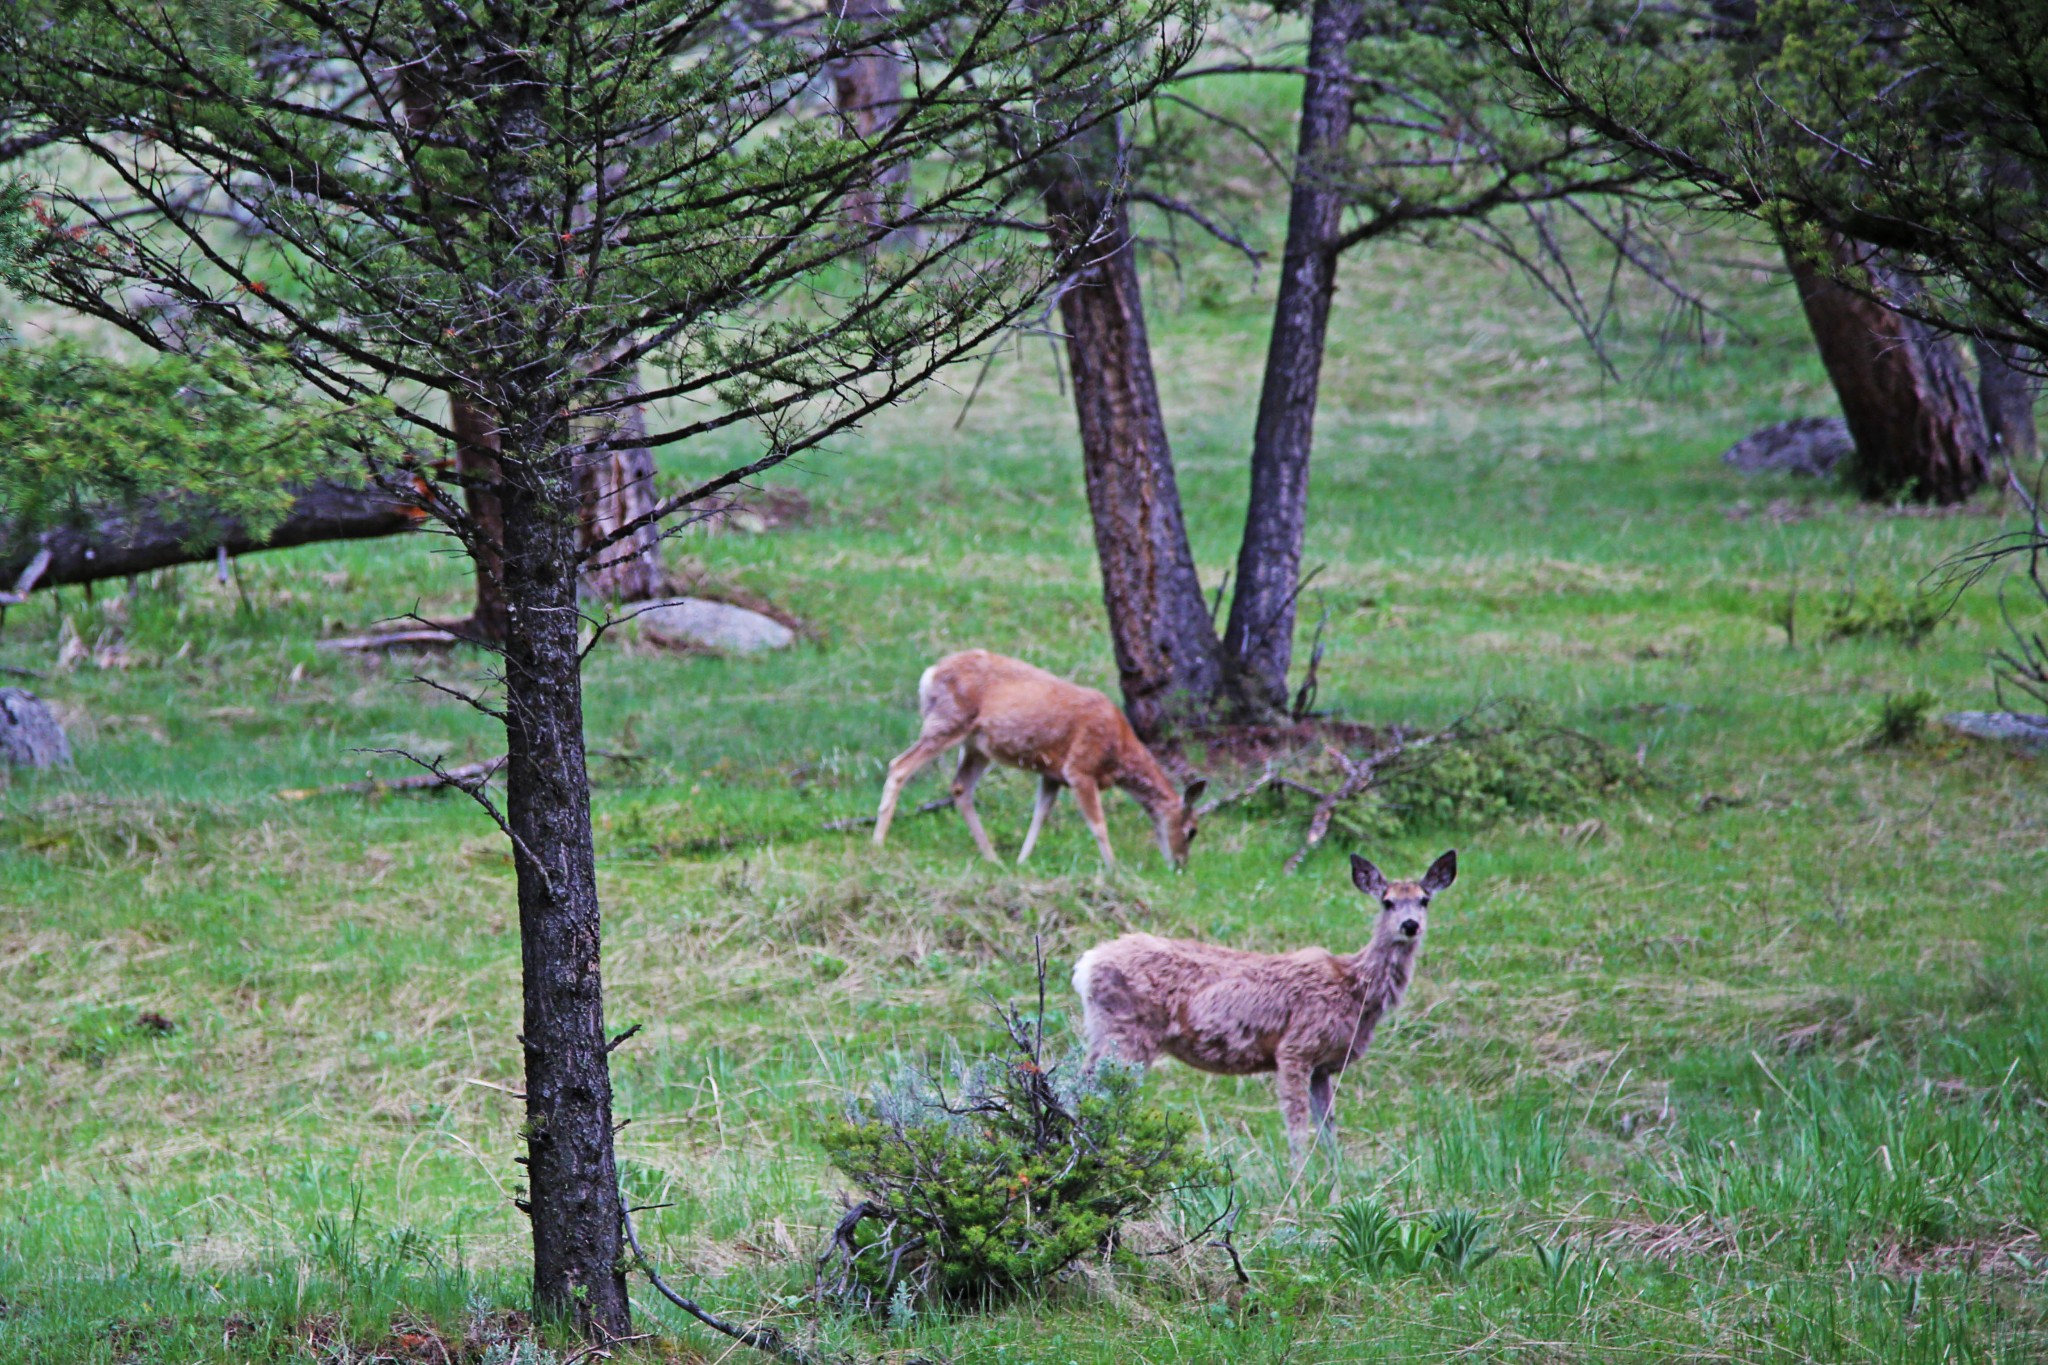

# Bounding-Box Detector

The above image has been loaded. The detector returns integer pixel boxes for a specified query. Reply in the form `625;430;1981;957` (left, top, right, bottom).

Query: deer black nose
1400;919;1420;937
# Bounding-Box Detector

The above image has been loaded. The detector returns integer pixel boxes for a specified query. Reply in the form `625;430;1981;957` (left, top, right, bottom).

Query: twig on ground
622;1204;821;1365
276;755;507;801
316;627;465;652
822;795;952;832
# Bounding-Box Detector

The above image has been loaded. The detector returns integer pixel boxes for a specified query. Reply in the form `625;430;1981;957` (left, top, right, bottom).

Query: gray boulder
0;689;72;769
1940;711;2048;751
1722;417;1855;477
635;598;794;653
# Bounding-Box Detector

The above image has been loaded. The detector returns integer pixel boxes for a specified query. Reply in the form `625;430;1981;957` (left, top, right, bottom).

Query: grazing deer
1072;850;1456;1152
871;649;1207;868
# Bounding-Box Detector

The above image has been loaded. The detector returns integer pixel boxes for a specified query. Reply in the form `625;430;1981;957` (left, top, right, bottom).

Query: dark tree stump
0;689;71;769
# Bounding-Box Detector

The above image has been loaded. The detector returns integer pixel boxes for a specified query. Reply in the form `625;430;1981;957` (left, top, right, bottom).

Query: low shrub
1819;582;1945;648
1866;690;1939;747
818;998;1226;1311
1333;701;1640;839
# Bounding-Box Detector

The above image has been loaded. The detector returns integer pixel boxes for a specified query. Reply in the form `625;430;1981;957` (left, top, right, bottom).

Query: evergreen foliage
1461;0;2048;357
0;342;376;543
819;1007;1225;1309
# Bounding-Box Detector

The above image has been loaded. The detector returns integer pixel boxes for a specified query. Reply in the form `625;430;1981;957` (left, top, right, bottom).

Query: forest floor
3;215;2046;1364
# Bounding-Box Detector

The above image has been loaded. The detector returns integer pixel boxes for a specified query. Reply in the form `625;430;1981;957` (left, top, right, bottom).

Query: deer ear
1183;778;1208;807
1422;849;1458;894
1350;854;1387;897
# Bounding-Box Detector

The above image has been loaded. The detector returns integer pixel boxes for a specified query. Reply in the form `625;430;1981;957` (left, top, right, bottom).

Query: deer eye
1381;897;1394;911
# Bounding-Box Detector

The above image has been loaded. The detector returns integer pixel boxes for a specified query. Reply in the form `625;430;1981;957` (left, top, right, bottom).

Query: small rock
1940;711;2048;750
1722;417;1855;477
635;598;794;653
0;688;71;768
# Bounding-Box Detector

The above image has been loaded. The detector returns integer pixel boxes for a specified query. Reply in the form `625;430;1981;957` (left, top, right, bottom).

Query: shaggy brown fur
872;649;1206;867
1073;850;1457;1151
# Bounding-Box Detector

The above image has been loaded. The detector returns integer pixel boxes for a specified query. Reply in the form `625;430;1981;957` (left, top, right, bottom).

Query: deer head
1351;849;1456;945
1159;778;1208;869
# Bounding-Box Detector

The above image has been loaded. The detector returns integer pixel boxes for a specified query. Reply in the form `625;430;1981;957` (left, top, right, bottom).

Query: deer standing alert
1073;850;1456;1152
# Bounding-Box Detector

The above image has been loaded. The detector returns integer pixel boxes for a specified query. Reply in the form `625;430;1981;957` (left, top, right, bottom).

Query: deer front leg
1276;1053;1316;1156
951;745;999;863
1069;775;1115;868
1018;775;1060;864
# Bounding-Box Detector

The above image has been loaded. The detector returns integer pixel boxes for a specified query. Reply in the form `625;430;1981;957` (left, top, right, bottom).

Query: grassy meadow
3;206;2047;1362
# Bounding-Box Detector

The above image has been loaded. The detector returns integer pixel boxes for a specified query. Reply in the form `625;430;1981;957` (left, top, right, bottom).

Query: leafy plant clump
1865;689;1939;748
818;1000;1226;1311
1334;702;1641;839
1819;581;1945;648
1327;1198;1500;1280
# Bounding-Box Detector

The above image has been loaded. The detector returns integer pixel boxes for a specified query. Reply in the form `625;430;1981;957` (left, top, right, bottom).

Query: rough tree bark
496;436;631;1336
574;377;664;603
1784;232;1989;503
1219;0;1363;717
449;400;513;640
829;0;915;241
1040;151;1224;742
0;480;421;589
1974;337;2039;465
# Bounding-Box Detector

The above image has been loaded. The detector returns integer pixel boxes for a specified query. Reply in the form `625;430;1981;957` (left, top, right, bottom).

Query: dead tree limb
621;1205;821;1365
822;795;951;832
276;755;506;801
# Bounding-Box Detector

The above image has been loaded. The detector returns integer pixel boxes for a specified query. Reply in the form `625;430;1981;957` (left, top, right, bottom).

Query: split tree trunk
1784;232;1989;503
498;435;632;1338
1974;337;2039;465
1041;148;1224;742
828;0;915;241
1220;0;1363;717
575;376;664;602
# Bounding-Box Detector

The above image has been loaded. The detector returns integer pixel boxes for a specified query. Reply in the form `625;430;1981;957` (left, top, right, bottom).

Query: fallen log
1;479;425;591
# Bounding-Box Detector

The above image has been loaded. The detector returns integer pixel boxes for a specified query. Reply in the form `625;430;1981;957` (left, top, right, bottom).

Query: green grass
3;215;2047;1362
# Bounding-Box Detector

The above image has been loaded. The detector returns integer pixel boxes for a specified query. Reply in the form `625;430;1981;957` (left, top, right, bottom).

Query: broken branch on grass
622;1204;821;1365
822;795;952;832
316;627;467;652
276;754;507;801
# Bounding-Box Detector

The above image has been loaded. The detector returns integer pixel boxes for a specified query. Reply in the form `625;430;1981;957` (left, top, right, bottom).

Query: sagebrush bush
1333;702;1639;838
818;1027;1225;1310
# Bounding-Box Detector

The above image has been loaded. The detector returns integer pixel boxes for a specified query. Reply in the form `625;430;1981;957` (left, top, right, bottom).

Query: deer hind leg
1069;775;1115;868
951;743;1000;864
1017;775;1061;865
872;728;964;847
1309;1070;1338;1148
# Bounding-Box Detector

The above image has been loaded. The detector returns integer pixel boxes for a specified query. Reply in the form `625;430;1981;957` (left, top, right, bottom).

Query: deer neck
1347;935;1417;1022
1114;745;1180;822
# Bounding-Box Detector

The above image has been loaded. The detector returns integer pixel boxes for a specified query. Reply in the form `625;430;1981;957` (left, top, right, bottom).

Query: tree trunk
1974;336;2039;465
1220;0;1362;717
450;399;512;639
498;439;631;1338
829;0;915;243
575;376;663;602
1041;156;1223;742
0;479;421;590
1784;232;1989;503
